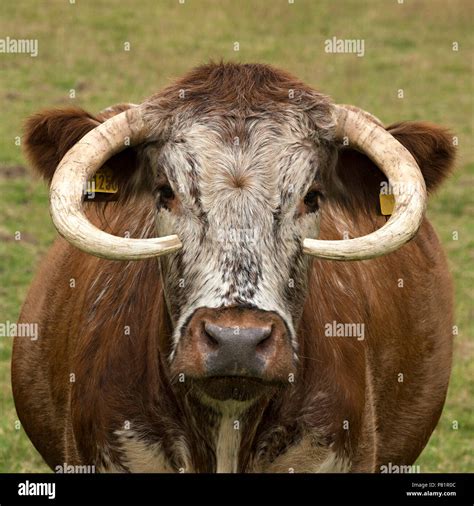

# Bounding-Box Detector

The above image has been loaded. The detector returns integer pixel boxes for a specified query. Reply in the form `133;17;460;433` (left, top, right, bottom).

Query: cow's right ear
23;106;145;199
23;107;102;183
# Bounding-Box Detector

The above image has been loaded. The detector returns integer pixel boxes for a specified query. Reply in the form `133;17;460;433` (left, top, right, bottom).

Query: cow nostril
203;322;225;346
203;325;220;348
256;326;273;350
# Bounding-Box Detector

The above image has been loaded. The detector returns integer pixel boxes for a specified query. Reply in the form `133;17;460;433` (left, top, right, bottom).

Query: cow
12;63;455;473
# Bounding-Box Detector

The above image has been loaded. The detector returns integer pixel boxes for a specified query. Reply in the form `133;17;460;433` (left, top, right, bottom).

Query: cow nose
205;322;272;350
173;306;296;387
202;322;273;377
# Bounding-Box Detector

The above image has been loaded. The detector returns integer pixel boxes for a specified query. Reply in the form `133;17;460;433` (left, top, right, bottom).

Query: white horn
303;104;427;260
49;105;182;260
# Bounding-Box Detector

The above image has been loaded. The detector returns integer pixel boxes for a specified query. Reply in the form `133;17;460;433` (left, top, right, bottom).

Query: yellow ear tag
89;166;118;194
379;193;395;216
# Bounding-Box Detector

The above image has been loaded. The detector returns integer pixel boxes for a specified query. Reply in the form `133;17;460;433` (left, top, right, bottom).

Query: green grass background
0;0;472;472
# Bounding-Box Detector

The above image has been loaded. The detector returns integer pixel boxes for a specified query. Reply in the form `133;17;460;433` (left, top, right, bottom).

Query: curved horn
49;105;182;260
303;104;427;260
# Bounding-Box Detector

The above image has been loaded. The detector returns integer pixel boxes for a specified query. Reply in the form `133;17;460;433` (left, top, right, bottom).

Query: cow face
140;89;337;400
21;62;337;403
30;64;449;399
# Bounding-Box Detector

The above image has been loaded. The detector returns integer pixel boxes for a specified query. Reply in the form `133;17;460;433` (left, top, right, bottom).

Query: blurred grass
0;0;472;472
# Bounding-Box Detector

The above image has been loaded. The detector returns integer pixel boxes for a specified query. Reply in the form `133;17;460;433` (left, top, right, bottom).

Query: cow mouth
195;376;277;402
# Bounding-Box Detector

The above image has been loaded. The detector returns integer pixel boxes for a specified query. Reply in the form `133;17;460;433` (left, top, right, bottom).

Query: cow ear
23;107;101;183
386;121;456;192
23;105;147;199
329;121;456;213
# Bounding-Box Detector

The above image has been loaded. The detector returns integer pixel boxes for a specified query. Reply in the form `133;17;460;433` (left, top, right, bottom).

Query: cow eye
156;184;175;209
159;185;174;200
303;190;322;213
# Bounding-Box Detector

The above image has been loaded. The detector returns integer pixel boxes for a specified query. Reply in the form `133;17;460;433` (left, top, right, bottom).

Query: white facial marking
144;112;334;359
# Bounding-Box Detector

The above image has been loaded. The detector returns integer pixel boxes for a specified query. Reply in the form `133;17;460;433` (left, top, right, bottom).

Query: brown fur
12;63;455;472
147;62;329;116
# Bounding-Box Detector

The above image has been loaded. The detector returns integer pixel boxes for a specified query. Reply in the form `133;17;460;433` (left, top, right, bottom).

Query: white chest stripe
215;413;241;473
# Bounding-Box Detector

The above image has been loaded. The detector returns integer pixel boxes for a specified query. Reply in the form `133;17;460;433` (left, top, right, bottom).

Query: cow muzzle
171;307;295;401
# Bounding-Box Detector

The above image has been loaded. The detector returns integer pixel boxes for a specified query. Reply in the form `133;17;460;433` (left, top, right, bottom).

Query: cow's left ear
328;121;456;213
386;121;456;192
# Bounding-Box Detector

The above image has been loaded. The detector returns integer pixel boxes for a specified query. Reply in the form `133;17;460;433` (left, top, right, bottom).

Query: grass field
0;0;472;472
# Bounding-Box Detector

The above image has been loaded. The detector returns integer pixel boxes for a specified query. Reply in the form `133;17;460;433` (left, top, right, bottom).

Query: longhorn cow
12;63;454;472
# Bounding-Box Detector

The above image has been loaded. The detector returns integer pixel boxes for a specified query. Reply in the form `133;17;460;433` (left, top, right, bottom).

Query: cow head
24;63;454;404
